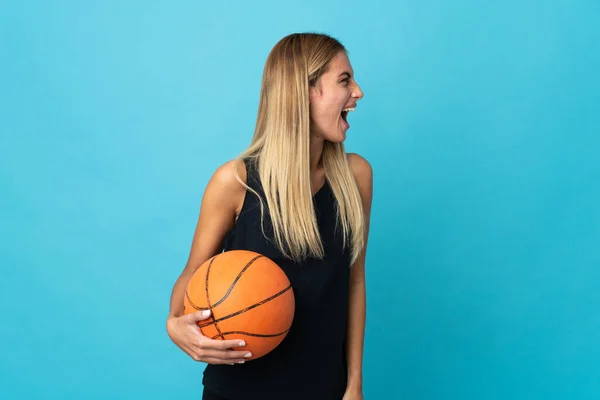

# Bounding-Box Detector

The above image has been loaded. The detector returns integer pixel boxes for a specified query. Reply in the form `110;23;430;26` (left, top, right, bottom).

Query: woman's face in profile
309;51;364;143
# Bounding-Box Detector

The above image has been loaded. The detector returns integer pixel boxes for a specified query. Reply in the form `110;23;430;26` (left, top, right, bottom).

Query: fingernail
202;310;211;317
238;361;245;364
245;353;252;358
238;341;246;347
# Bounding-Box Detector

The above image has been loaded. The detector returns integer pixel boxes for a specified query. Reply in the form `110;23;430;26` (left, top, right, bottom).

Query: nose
352;81;364;101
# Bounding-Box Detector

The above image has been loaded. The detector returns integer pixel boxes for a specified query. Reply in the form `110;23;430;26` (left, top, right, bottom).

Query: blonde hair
233;32;365;264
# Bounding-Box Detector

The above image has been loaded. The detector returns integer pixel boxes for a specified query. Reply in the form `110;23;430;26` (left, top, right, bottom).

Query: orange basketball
183;250;295;360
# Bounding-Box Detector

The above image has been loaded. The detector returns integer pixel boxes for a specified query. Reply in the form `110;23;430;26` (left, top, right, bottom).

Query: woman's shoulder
204;158;249;215
209;158;248;189
346;152;373;215
346;152;373;183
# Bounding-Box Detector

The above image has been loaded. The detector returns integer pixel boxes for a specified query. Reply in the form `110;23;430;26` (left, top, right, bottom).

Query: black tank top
202;158;352;400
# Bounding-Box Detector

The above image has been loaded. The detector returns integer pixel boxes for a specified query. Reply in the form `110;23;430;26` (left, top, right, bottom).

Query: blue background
1;1;599;399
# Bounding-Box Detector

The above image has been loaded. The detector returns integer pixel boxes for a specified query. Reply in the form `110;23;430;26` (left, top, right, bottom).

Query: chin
336;132;347;143
326;121;349;142
313;122;348;143
323;130;346;143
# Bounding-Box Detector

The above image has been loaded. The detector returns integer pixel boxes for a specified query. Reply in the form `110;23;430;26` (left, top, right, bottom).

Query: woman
166;32;372;400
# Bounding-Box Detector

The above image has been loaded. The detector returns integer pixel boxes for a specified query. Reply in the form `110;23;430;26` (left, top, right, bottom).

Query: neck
309;134;324;173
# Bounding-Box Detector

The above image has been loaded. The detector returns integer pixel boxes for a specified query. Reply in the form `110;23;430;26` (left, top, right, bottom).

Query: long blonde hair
234;33;365;264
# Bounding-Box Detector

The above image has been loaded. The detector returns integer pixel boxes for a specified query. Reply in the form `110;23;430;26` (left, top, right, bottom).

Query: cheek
309;104;323;125
322;97;344;119
310;100;334;121
309;91;346;125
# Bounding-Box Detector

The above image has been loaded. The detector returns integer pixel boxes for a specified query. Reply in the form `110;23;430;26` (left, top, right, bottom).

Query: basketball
183;250;295;360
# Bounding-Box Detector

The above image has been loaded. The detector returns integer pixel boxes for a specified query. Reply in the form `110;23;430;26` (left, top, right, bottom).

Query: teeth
342;107;356;112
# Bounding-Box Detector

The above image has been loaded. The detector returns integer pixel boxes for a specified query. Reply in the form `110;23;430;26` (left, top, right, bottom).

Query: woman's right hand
166;310;252;365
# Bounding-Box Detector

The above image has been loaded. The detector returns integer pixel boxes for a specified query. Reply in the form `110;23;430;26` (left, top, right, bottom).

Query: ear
309;83;321;104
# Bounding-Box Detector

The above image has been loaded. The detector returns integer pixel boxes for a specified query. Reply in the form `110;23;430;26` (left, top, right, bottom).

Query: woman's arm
166;159;250;364
167;159;246;320
345;153;373;396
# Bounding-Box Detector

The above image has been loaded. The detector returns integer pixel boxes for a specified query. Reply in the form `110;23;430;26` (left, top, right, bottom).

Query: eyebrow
339;71;352;79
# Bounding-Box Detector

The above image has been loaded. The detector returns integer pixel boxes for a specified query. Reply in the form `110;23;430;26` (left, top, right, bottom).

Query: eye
340;78;349;85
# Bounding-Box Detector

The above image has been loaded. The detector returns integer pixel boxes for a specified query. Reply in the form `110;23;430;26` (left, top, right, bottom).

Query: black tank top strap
242;157;260;189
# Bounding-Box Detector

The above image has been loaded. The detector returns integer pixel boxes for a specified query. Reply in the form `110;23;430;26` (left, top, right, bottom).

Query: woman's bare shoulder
209;158;248;191
204;158;247;210
182;158;249;271
346;152;373;183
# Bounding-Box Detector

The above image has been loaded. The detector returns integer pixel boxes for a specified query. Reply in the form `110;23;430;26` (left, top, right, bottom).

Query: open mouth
341;107;355;124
